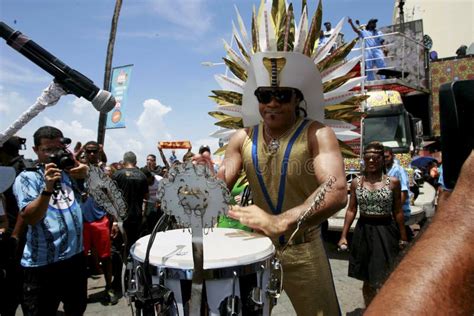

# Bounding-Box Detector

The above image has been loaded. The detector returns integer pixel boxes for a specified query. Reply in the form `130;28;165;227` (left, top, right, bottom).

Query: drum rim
131;228;276;270
131;252;274;280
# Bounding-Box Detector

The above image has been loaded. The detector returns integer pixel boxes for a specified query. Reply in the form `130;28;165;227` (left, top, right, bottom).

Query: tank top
241;118;318;240
356;176;393;216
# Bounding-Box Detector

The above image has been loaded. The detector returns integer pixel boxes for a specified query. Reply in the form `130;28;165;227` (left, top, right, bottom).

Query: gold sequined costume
241;118;340;315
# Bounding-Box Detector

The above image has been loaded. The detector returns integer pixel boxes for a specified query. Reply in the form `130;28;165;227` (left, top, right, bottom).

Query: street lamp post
97;0;123;146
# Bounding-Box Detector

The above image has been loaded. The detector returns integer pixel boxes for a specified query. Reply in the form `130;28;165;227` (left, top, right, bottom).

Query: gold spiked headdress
209;0;367;157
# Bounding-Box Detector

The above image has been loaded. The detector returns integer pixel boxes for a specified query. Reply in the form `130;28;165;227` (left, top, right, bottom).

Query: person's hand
398;240;409;250
348;17;353;24
337;237;349;251
68;163;89;179
111;222;120;239
228;204;284;237
44;162;61;192
383;46;389;56
192;152;215;175
234;195;242;205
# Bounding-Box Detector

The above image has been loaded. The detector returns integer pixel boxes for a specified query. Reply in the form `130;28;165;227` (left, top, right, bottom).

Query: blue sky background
0;0;395;166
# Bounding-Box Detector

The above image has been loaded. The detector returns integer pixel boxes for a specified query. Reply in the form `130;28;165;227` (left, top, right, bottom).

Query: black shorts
23;253;87;316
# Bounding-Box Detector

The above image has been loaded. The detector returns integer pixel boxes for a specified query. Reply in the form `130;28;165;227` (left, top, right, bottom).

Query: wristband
41;190;53;197
112;222;119;226
399;240;409;247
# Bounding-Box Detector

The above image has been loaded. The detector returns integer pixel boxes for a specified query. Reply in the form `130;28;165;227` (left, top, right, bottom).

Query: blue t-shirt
387;163;411;220
13;169;83;267
81;196;107;223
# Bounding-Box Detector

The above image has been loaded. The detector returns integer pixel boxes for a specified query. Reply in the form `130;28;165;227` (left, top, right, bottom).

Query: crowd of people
0;128;213;315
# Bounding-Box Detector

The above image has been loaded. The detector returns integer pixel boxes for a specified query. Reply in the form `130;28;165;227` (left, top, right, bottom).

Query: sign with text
106;64;133;129
158;141;192;149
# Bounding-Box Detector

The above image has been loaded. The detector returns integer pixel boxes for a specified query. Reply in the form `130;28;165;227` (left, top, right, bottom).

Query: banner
106;64;133;129
158;141;192;149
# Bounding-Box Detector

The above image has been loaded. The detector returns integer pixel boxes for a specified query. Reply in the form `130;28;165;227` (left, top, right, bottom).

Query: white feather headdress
209;0;367;157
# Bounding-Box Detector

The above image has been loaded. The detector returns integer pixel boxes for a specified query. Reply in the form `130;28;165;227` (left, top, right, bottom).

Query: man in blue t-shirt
349;18;388;81
13;126;88;315
384;147;413;240
81;141;119;305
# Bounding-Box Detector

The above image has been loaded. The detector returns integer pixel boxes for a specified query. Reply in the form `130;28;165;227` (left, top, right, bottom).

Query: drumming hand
228;205;284;238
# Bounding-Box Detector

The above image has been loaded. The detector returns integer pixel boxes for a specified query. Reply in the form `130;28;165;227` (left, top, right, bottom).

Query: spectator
366;150;474;315
384;147;413;239
145;154;162;176
112;151;148;253
81;141;119;305
140;167;162;233
338;142;408;306
348;17;387;81
12;126;88;315
0;136;31;316
169;149;177;164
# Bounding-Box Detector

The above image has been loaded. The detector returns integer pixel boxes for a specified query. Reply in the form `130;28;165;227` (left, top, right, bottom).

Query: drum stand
125;214;176;315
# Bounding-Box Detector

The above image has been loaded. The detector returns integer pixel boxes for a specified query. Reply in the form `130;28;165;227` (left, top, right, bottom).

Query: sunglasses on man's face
363;153;382;161
254;88;296;104
85;149;99;154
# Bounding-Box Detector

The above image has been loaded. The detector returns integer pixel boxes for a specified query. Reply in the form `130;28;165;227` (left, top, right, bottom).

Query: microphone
0;21;116;113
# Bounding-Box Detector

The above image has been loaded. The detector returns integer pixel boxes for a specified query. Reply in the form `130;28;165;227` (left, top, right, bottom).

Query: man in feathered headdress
201;0;367;314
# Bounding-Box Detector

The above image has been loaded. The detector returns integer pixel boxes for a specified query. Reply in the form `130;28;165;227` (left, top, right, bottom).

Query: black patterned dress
348;176;401;287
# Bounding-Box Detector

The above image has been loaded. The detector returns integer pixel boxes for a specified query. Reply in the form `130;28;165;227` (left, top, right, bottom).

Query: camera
439;80;474;189
47;138;75;170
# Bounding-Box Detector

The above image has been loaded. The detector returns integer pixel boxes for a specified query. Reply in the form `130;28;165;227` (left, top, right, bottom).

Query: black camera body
439;80;474;190
48;149;75;170
46;138;75;170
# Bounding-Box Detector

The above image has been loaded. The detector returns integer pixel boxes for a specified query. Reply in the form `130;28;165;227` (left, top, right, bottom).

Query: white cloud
136;98;172;139
42;117;96;145
0;86;30;117
150;0;212;35
71;97;97;116
0;59;50;86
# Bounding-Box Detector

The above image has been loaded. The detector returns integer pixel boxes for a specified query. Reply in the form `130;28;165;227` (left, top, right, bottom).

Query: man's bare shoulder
227;127;251;148
308;120;337;141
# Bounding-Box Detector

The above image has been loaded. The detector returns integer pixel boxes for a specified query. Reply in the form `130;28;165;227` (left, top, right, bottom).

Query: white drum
129;228;276;315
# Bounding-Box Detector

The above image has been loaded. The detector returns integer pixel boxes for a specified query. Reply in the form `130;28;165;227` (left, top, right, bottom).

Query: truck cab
363;90;423;154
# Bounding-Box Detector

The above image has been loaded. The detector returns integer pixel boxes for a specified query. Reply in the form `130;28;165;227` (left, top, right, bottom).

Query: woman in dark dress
338;142;408;306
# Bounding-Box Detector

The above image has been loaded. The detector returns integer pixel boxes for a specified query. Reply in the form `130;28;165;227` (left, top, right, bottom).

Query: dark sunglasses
85;149;99;154
254;88;296;104
363;153;382;161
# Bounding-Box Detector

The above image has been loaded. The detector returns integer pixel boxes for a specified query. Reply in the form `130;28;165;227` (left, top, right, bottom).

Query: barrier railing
351;31;428;95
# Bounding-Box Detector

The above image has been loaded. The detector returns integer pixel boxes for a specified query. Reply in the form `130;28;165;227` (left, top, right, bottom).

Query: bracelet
399;240;409;246
41;190;53;197
112;222;119;226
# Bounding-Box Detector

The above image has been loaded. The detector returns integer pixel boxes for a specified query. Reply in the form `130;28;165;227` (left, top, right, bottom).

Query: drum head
131;228;275;270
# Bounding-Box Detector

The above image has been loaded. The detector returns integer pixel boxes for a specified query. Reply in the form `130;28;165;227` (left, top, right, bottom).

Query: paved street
14;234;364;316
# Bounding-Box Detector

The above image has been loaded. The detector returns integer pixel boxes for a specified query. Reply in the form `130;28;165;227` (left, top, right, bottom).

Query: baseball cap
199;145;211;155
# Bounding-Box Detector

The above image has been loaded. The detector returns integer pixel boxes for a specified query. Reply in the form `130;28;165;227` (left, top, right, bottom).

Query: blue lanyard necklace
251;119;309;215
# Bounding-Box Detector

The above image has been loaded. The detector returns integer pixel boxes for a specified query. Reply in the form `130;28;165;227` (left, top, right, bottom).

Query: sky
0;0;395;167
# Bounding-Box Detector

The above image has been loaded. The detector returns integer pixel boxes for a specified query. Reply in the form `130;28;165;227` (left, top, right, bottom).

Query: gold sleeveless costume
241;118;340;316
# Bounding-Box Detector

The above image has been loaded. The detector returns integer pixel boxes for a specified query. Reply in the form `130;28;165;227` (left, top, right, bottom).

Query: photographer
12;126;88;316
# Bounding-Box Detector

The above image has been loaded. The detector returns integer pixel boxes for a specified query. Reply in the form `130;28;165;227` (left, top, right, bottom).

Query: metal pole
361;38;366;93
97;0;123;146
402;36;406;80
